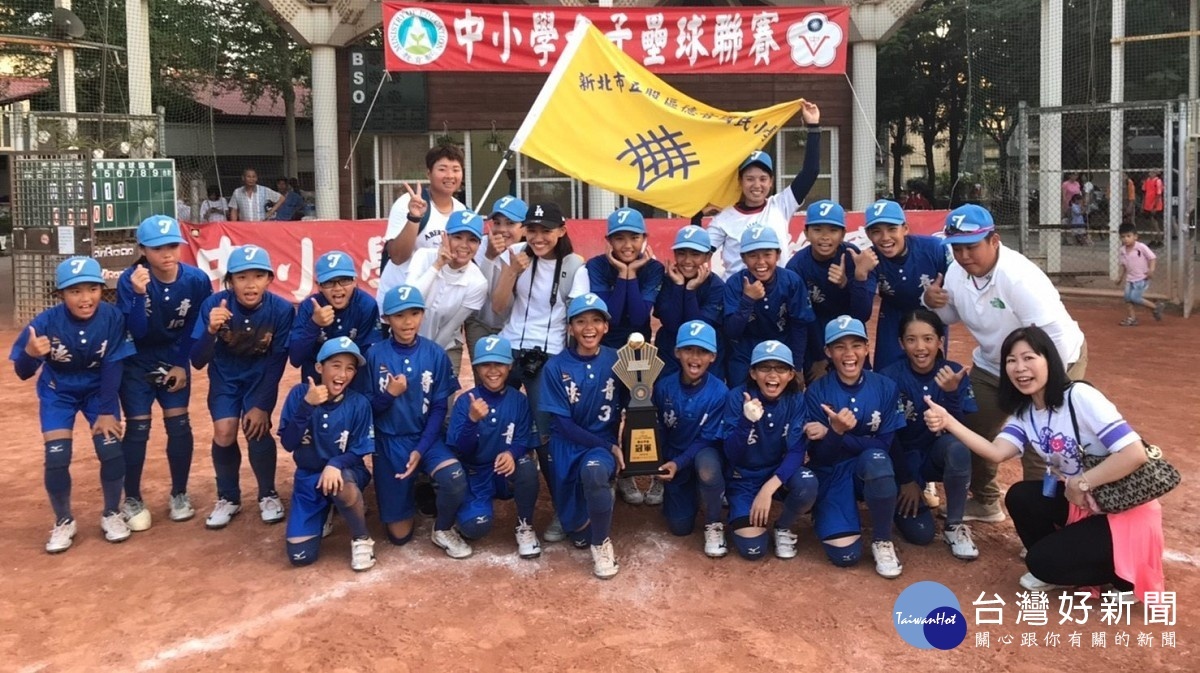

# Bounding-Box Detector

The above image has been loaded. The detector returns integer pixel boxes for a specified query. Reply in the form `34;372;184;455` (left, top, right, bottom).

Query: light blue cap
316;336;366;366
739;225;781;253
942;204;996;245
676;320;717;353
472;335;515;366
750;340;794;367
824;315;869;345
490;196;528;223
136;215;186;247
805;200;846;228
55;256;104;289
607;208;646;236
673;225;712;253
316;250;356;284
447;210;485;239
865;199;906;227
226;245;273;274
739;150;774;174
567;293;610;320
381;284;425;316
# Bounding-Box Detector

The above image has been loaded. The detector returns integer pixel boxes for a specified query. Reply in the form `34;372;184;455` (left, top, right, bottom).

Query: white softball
628;332;646;349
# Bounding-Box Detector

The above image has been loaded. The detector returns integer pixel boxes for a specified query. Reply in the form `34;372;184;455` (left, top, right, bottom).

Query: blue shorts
373;435;457;524
456;462;516;531
207;366;272;421
548;439;616;533
38;379;120;433
812;459;866;540
1124;279;1149;304
285;464;371;539
662;466;700;528
726;464;805;523
120;353;191;417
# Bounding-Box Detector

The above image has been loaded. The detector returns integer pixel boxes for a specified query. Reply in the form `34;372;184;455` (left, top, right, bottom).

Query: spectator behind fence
271;178;305;222
228;168;281;222
200;186;228;223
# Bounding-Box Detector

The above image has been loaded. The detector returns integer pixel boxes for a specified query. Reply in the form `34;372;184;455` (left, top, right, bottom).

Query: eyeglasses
318;277;355;290
753;363;792;374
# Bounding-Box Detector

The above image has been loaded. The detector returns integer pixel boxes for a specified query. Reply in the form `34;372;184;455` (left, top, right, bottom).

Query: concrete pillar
851;40;877;210
1038;0;1064;271
1190;0;1198;101
1108;0;1126;280
312;45;340;220
125;0;152;116
54;0;76;138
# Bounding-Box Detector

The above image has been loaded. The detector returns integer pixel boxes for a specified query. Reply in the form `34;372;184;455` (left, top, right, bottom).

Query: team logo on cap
533;205;544;217
387;7;447;66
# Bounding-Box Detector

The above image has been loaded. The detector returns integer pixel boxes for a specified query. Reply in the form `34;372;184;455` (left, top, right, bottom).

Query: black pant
1005;480;1132;590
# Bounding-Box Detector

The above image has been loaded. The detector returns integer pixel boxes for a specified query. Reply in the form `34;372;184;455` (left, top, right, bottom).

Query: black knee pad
385;528;414;546
92;433;123;462
44;439;74;470
287;538;321;567
125;420;152;443
822;536;863;568
164;414;191;437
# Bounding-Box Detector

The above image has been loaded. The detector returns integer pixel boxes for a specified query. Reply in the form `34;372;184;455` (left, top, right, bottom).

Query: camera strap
515;254;564;354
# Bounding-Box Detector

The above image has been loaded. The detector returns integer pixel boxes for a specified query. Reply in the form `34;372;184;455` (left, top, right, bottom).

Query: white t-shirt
405;248;488;350
706;189;799;279
496;243;581;355
997;383;1139;478
378;193;466;311
200;198;228;222
929;244;1085;377
472;238;513;329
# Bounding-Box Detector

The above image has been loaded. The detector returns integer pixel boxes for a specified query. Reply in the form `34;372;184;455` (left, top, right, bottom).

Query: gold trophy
612;332;665;476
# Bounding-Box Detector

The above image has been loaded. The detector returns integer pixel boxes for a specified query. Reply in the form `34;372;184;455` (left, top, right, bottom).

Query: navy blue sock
512;453;540;524
580;461;613;546
122;419;151;501
694;447;726;525
332;479;370;540
432;463;467;531
862;478;898;542
43;439;73;521
94;433;125;514
535;443;554;498
246;435;278;500
212;441;242;501
164;414;194;495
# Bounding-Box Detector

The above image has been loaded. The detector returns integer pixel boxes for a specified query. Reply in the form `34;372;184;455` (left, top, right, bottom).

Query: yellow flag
510;17;803;216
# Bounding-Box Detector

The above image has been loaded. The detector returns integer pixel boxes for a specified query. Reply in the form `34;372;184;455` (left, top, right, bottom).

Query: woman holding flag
708;101;822;278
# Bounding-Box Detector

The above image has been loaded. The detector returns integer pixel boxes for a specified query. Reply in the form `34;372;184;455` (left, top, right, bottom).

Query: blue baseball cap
824;316;869;345
226;245;273;274
447;210;485;240
865;199;906;228
567;293;611;320
942;204;996;245
805;200;846;228
55;256;105;289
739;225;781;253
472;335;515;366
490;196;528;223
316;336;366;366
381;285;425;316
316;250;356;284
676;320;717;353
136;215;186;247
607;208;646;237
673;225;712;253
750;340;794;368
739;150;774;175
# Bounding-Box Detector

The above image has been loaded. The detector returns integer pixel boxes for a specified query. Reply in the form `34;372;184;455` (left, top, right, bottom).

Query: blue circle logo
892;581;967;650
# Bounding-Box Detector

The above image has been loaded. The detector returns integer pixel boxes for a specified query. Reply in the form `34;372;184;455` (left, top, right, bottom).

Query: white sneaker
432;527;473;559
169;493;195;522
617;477;644;505
205;498;242;529
773;528;799;559
259;495;285;524
322;509;335;539
350;537;376;572
515;520;542;559
943;524;979;561
543;516;566;543
122;497;152;532
1019;572;1063;591
590;537;620;579
703;522;728;558
1019;546;1028;560
101;511;132;542
872;540;903;579
46;518;76;554
644;477;664;506
922;482;941;508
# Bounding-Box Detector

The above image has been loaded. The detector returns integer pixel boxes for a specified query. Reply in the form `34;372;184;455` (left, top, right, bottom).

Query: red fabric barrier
179;211;947;302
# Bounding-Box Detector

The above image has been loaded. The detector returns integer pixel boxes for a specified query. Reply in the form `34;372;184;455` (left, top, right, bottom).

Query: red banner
382;3;849;75
179;212;948;304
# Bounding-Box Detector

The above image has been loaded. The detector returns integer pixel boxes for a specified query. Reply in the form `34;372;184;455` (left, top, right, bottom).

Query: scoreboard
90;159;178;229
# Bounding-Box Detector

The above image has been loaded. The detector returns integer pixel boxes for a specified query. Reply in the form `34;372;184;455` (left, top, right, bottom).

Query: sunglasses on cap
943;214;992;237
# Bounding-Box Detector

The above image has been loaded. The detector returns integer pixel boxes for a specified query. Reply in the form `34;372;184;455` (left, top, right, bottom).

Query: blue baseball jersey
11;303;136;396
873;235;951;367
584;255;665;349
539;347;624;445
366;336;459;438
192;289;295;371
722;384;808;479
804;371;907;467
723;267;814;383
652;372;727;469
653;275;725;378
289;287;381;395
878;359;977;453
446;384;538;468
785;243;877;370
278;385;375;472
117;262;212;368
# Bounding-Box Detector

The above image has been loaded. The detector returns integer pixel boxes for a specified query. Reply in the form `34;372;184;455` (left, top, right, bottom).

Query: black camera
516;346;549;380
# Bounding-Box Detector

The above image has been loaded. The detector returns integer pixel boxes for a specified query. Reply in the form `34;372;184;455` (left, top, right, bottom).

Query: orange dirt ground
0;297;1196;672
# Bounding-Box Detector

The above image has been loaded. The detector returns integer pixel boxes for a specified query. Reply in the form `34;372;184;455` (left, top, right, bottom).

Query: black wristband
406;213;421;223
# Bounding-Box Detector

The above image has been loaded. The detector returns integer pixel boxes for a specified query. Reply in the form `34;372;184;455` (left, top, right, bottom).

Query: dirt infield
1;297;1197;672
